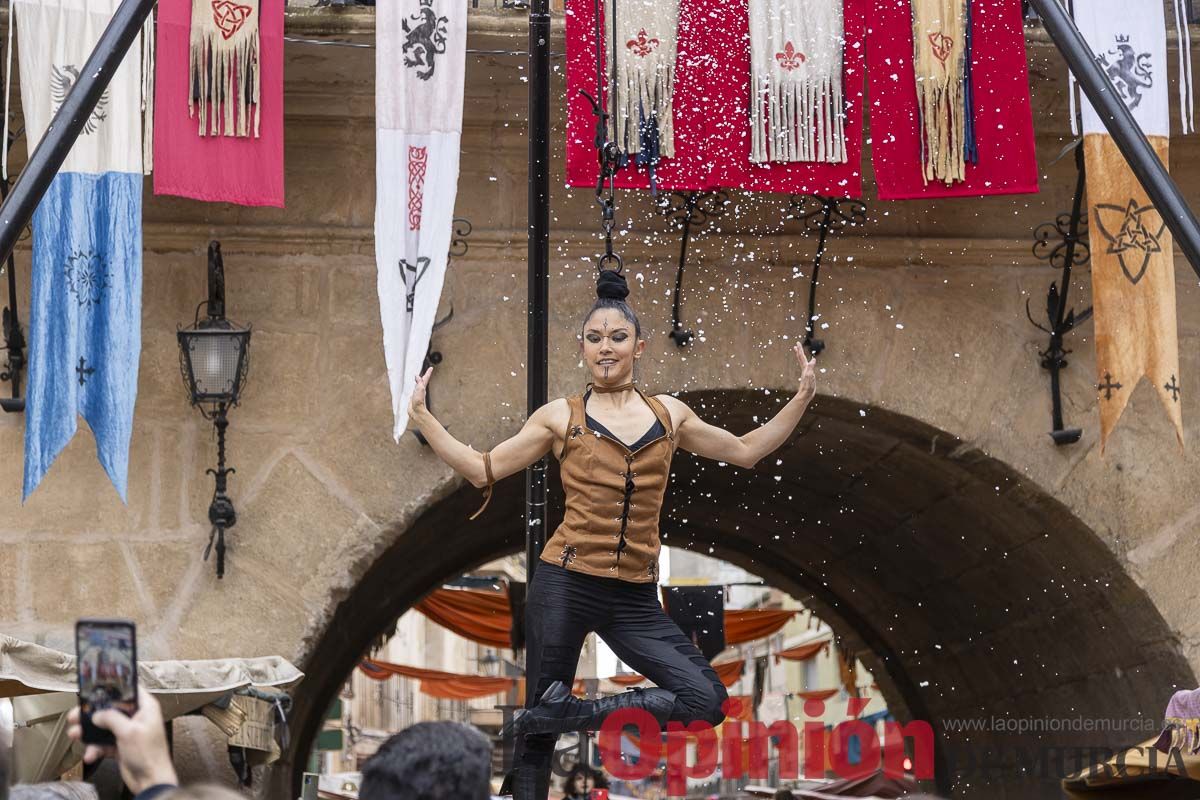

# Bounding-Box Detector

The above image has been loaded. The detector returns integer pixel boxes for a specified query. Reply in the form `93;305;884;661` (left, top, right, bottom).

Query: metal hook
657;191;729;347
596;252;624;273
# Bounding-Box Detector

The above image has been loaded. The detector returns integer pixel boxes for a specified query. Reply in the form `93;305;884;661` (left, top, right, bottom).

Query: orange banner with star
1084;134;1184;452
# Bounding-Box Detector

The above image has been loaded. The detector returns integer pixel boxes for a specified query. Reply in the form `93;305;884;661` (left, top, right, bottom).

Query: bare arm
408;367;564;488
662;343;816;469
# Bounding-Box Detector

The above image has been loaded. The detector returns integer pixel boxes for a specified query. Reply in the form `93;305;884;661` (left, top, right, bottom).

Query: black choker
591;381;635;394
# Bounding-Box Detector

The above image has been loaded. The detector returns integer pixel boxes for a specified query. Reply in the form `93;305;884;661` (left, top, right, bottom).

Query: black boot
501;680;676;738
499;761;551;800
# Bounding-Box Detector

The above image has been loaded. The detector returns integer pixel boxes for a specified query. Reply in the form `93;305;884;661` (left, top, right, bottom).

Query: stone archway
278;390;1193;800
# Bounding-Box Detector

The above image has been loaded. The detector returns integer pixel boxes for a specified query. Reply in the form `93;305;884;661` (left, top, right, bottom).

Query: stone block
222;258;322;329
0;546;18;622
1053;369;1200;546
792;265;909;401
232;452;362;602
135;326;193;422
320;333;390;432
28;542;143;623
128;540;203;620
234;330;322;424
170;567;309;663
285;127;376;228
849;441;964;521
779;413;896;498
875;267;1032;439
312;409;450;526
1129;537;1200;646
141;252;207;331
328;263;380;327
1015;508;1125;589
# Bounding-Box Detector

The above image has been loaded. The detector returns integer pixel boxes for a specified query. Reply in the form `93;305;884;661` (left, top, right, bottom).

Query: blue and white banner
15;0;144;500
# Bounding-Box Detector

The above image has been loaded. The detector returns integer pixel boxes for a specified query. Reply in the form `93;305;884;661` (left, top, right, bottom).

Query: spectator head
10;783;98;800
360;721;492;800
564;764;608;797
771;791;795;800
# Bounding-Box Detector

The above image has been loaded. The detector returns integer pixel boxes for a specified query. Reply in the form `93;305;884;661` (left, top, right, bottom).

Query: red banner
153;0;285;206
565;0;866;196
866;0;1037;200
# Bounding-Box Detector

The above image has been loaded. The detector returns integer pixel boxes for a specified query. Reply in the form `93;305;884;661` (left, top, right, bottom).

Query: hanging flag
376;0;466;441
909;0;968;184
1074;0;1189;452
748;0;846;164
565;0;866;196
605;0;681;163
867;0;1037;199
153;0;283;206
189;0;261;137
15;0;145;500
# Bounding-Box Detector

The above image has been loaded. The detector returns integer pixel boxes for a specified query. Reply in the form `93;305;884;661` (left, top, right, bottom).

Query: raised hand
795;341;817;399
410;366;433;419
66;687;178;795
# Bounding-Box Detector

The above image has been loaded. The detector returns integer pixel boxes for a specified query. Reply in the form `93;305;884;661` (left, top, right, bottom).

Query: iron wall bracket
1027;144;1093;446
657;191;729;347
787;194;866;356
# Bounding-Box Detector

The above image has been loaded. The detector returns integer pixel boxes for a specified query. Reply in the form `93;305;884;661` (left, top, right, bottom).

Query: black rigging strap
580;0;623;272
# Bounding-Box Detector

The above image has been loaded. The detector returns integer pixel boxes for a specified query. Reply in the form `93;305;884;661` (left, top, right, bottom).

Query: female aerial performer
408;268;817;800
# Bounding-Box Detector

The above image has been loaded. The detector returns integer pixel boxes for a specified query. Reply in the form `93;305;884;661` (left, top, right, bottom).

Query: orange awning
415;588;797;650
775;639;831;663
601;659;745;689
714;659;746;687
359;659;515;701
724;609;798;644
415;588;513;649
610;673;647;686
796;688;839;703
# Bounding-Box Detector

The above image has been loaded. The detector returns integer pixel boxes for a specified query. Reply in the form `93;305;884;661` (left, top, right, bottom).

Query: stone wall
0;11;1198;798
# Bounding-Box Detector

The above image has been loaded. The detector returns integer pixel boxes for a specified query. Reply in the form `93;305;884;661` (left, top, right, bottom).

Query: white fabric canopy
0;635;303;783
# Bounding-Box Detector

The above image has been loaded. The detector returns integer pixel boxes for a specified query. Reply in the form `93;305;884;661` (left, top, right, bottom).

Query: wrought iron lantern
177;241;251;578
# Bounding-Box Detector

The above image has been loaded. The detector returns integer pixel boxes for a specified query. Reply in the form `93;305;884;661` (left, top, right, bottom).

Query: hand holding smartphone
75;618;138;746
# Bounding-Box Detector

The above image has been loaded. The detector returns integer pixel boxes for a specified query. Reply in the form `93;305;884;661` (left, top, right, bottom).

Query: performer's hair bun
596;269;630;301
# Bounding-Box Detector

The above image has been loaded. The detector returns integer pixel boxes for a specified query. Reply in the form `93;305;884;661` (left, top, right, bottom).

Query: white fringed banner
749;0;846;163
605;0;680;158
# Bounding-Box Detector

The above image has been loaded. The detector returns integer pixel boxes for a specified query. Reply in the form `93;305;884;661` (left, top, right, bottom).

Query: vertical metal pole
0;0;156;265
1027;0;1200;278
526;0;551;583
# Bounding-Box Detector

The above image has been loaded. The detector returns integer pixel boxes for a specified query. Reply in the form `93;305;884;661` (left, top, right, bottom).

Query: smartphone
75;618;137;746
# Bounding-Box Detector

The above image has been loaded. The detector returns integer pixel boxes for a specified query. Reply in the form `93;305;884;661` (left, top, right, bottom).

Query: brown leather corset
540;386;677;583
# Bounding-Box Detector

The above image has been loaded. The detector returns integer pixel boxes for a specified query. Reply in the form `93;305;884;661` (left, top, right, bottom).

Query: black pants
513;562;729;783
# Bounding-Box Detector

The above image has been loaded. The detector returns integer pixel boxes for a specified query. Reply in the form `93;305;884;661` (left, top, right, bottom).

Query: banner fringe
751;73;846;164
189;12;261;138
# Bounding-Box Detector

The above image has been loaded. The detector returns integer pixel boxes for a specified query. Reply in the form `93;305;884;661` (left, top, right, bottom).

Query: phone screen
76;619;137;744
